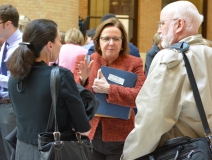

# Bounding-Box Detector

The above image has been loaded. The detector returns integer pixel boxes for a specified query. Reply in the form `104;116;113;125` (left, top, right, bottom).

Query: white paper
108;74;125;85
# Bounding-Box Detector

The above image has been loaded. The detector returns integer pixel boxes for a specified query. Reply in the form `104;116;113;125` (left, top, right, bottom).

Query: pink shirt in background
58;43;87;72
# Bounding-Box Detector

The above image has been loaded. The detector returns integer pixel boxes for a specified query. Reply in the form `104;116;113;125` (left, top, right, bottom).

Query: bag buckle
75;132;83;144
204;133;212;149
53;132;61;144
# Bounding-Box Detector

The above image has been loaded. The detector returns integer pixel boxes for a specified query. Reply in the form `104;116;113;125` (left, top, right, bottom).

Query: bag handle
46;67;60;133
169;42;212;141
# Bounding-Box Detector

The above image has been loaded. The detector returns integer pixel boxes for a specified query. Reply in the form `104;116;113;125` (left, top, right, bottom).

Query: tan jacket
122;34;212;160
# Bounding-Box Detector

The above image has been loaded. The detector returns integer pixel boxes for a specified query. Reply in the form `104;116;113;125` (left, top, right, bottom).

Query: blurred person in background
83;28;96;50
58;28;87;72
0;4;22;160
145;32;163;76
59;31;66;45
18;15;30;33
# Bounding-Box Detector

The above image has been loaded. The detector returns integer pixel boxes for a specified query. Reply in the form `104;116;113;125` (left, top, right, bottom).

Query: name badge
108;74;124;85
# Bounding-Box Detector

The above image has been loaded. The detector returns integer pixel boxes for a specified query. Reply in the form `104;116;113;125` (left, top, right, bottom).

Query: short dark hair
0;4;19;28
86;28;96;38
93;18;129;56
7;19;58;79
101;13;116;22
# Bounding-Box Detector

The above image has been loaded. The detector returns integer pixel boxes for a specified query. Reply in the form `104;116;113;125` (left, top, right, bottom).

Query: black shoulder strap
169;42;211;136
46;67;60;132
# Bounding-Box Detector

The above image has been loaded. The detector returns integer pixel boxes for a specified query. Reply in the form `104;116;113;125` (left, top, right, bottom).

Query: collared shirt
0;29;22;98
82;40;94;50
122;34;212;160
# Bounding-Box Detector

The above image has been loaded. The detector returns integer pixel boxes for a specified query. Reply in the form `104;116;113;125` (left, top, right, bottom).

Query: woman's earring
50;52;52;59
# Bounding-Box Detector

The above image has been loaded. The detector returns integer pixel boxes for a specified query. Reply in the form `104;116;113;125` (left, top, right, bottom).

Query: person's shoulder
154;48;183;68
80;46;88;52
158;48;179;59
146;44;160;57
128;43;138;49
58;66;69;72
87;45;95;55
75;45;88;53
11;29;22;42
82;44;90;50
128;43;140;57
88;44;94;50
83;41;93;49
58;66;74;78
146;46;155;54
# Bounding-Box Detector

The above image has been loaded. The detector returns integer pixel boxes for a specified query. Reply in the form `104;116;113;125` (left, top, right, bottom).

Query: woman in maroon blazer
73;18;146;160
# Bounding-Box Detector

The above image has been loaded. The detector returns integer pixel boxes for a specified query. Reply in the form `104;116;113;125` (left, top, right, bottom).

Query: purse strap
169;42;212;142
46;67;60;133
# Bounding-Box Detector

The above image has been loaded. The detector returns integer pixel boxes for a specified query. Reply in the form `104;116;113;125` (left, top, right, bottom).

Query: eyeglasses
157;18;179;28
100;36;123;43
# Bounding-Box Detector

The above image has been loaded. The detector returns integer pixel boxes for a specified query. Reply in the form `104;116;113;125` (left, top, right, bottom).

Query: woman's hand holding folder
92;69;110;94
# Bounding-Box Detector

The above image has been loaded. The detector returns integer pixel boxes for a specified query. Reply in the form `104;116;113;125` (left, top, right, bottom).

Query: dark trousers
0;103;16;160
86;122;124;160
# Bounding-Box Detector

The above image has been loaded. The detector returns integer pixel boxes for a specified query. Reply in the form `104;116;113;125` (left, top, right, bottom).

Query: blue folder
95;66;137;120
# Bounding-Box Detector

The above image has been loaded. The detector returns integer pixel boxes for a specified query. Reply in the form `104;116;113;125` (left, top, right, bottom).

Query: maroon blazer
73;53;146;142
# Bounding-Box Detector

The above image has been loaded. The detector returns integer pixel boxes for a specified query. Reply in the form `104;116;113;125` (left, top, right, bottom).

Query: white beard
161;24;175;48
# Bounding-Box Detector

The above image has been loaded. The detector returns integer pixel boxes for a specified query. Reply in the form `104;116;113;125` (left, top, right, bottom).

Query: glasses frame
100;36;123;43
157;18;179;28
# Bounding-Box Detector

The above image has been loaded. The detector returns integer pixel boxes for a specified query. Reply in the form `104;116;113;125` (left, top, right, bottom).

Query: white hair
163;1;203;34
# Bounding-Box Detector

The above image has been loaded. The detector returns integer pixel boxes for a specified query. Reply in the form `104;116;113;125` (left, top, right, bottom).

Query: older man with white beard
121;1;212;160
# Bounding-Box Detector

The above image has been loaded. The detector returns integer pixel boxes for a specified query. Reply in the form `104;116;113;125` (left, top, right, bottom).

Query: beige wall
0;0;79;32
79;0;88;21
137;0;162;55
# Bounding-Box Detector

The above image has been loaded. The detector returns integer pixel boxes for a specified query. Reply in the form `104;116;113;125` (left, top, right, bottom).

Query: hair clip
19;42;31;46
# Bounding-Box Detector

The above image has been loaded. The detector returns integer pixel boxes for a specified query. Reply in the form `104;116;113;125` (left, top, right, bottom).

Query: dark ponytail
7;44;35;79
7;19;58;79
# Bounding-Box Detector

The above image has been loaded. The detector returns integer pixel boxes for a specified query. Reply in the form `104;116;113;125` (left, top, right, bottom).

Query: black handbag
137;42;212;160
38;67;92;160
